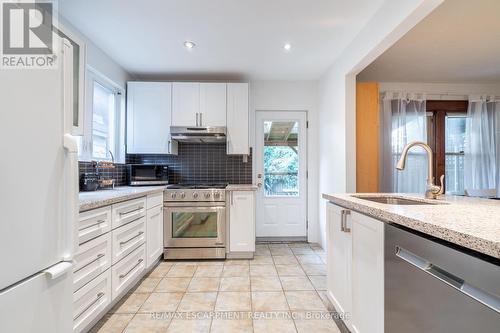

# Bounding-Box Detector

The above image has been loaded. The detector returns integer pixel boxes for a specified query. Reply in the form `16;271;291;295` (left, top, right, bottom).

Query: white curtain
380;92;427;193
464;97;500;197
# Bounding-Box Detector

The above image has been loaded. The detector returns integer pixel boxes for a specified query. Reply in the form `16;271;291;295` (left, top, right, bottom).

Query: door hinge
306;121;309;129
306;170;308;179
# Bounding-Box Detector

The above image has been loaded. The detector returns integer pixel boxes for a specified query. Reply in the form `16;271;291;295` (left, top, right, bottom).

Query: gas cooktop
165;183;228;190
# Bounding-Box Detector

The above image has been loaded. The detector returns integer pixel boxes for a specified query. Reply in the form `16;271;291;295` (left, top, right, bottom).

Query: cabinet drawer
112;198;146;229
111;216;146;264
73;269;111;333
111;244;146;300
78;206;112;244
74;233;112;292
147;192;163;209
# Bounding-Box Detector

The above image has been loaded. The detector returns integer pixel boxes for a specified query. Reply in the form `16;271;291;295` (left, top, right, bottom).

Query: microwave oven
127;164;169;186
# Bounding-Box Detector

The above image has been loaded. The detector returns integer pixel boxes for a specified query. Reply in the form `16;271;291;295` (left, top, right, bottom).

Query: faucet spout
395;141;444;199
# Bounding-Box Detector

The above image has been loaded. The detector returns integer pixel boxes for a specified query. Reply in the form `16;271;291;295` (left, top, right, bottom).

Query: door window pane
445;116;466;195
172;212;218;238
92;81;115;159
263;121;299;197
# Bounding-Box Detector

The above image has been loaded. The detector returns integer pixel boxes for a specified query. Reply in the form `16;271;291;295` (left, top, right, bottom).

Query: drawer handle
119;258;144;279
119;207;144;216
395;246;500;314
74;292;105;320
340;209;351;233
74;253;105;273
119;231;144;246
80;219;106;231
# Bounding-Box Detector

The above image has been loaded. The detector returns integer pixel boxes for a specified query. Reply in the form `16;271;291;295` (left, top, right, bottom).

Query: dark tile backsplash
79;143;252;188
127;143;253;184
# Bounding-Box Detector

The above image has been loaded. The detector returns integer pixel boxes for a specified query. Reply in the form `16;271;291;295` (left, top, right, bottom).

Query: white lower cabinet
73;269;112;333
78;206;112;244
326;202;384;333
111;216;146;264
146;204;163;268
111;244;146;300
73;233;112;292
228;190;255;253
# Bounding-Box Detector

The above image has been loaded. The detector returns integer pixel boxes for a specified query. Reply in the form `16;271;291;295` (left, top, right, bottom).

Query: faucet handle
436;175;445;195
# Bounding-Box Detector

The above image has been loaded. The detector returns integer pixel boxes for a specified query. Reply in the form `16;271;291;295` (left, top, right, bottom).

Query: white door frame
254;110;308;240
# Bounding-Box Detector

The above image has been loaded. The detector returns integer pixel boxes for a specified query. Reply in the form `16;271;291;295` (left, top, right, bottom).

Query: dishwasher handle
395;246;500;314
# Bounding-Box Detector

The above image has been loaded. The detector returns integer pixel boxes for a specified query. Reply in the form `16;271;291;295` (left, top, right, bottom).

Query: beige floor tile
250;255;274;265
155;277;191;292
139;293;183;313
133;277;161;293
90;313;134;333
270;247;293;256
123;313;171;333
287;243;311;249
250;264;277;276
294;317;340;333
177;292;217;312
301;264;326;276
253;317;297;333
296;255;323;265
148;263;173;278
210;317;253;333
285;291;326;311
173;261;198;266
252;291;289;311
291;247;315;255
194;265;223;277
167;265;197;278
222;265;249;277
215;292;252;311
166;318;212;333
316;291;335;311
268;243;289;249
250;276;283;291
196;261;224;266
110;292;149;314
219;276;251;291
275;265;306;277
187;277;220;292
280;276;315;291
255;245;271;256
224;259;250;266
308;275;327;291
273;255;299;265
318;254;327;264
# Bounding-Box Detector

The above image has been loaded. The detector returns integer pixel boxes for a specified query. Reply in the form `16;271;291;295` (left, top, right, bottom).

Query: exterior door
255;111;307;238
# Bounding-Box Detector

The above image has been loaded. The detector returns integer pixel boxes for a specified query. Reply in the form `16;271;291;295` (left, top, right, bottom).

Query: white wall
250;81;320;243
317;0;444;247
379;82;500;99
59;16;131;89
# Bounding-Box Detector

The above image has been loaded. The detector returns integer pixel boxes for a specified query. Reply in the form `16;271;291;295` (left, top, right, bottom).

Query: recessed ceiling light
184;41;196;49
283;43;292;51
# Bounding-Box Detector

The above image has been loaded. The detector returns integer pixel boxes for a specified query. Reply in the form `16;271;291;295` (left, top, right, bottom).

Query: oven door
164;203;226;248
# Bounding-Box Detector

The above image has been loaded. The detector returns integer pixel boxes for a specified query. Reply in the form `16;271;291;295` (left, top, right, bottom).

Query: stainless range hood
170;126;226;143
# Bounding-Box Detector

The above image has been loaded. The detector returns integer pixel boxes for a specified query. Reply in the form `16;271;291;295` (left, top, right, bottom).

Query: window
426;101;468;195
263;121;299;197
78;68;125;162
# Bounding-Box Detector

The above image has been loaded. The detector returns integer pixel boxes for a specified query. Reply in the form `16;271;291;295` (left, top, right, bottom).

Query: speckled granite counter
322;193;500;259
80;186;166;212
226;184;258;191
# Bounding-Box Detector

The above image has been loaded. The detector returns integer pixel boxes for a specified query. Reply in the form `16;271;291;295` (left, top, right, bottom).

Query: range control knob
193;192;199;199
171;193;176;199
214;192;220;198
180;192;186;199
204;193;211;199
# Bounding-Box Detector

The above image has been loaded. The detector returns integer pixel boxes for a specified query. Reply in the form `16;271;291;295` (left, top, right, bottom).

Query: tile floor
90;242;342;333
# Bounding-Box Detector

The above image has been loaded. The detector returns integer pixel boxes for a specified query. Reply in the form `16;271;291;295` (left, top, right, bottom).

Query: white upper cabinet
172;82;200;126
199;83;227;126
126;82;177;154
226;83;249;155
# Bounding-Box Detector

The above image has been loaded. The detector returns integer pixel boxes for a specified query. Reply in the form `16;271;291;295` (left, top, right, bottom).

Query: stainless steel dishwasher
385;224;500;332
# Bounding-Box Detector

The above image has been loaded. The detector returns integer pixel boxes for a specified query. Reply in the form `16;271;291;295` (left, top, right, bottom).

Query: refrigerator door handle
64;134;79;259
44;261;73;280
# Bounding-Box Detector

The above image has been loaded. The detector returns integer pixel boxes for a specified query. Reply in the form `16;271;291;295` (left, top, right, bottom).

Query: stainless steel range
163;184;227;259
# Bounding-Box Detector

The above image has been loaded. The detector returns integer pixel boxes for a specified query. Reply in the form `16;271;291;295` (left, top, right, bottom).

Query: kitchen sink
351;195;444;205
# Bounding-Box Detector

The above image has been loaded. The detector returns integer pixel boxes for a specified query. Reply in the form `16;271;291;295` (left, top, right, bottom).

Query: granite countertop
80;186;166;212
322;193;500;259
225;184;259;191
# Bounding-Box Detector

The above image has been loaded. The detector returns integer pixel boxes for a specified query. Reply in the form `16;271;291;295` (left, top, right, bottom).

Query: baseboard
256;236;307;243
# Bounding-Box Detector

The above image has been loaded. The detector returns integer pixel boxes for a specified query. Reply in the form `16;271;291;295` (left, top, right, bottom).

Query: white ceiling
358;0;500;83
59;0;385;80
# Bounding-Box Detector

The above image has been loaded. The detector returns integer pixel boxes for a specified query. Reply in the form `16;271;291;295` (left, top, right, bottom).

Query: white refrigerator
0;37;79;332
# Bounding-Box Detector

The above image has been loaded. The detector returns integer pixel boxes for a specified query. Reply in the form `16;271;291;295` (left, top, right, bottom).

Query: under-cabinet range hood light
170;126;226;144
